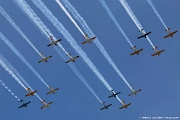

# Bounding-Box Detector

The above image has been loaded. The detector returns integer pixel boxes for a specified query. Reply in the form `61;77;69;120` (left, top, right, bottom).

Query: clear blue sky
0;0;179;120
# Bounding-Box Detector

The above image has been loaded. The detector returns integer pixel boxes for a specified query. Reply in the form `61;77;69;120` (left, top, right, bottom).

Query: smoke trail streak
0;31;49;88
147;0;168;30
0;6;41;56
55;0;85;36
0;54;42;101
14;0;69;56
13;0;102;103
61;0;133;91
0;79;19;100
31;0;113;92
119;0;155;49
98;0;133;47
0;59;27;90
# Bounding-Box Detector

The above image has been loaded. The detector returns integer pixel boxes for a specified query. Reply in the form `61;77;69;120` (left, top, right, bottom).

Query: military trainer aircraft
119;101;131;109
151;47;165;56
18;99;31;108
130;46;143;56
137;29;151;39
47;36;61;47
40;100;53;109
82;34;96;44
25;88;37;97
108;90;121;98
38;53;52;63
46;86;59;95
100;102;112;110
65;53;79;63
164;28;178;39
128;88;141;96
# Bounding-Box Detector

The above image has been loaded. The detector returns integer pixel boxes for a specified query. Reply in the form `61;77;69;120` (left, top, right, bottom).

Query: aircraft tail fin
165;28;170;31
131;46;136;49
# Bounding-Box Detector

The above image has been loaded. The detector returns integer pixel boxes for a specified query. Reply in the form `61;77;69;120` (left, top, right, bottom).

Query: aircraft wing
82;40;88;44
46;91;52;95
47;43;53;47
108;94;115;98
100;106;106;110
74;56;79;60
18;104;25;108
38;56;52;63
137;35;144;39
164;34;170;39
89;37;96;41
65;59;71;63
41;105;45;109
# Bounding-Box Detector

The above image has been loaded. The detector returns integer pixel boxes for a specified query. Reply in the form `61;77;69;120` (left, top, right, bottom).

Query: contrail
0;53;42;101
119;0;155;49
0;31;49;88
61;0;133;91
13;0;103;103
31;0;113;91
147;0;168;30
32;0;123;104
13;0;69;56
98;0;133;47
0;5;41;56
0;58;27;90
55;0;85;36
0;78;20;101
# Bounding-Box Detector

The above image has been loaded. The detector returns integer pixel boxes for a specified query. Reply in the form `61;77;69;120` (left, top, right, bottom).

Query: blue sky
0;0;179;120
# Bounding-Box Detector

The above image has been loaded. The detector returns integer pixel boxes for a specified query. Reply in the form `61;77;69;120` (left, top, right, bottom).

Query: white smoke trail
31;0;113;91
119;0;155;49
13;0;102;103
98;0;133;47
147;0;168;30
0;5;41;56
0;59;27;90
14;0;69;56
62;0;133;91
0;79;19;100
55;0;85;36
0;31;49;88
0;54;42;101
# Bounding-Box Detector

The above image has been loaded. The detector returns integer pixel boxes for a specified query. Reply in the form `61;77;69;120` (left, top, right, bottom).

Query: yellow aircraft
25;88;37;97
164;28;178;39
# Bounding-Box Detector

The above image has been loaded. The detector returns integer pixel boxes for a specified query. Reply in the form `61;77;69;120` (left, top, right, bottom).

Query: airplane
18;99;31;108
46;86;59;95
65;53;79;63
82;34;96;44
130;46;143;56
40;100;53;109
164;28;178;39
100;102;112;110
128;88;141;96
119;101;131;109
25;88;37;97
47;36;61;47
108;90;121;98
38;53;52;63
137;29;151;39
151;47;165;57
